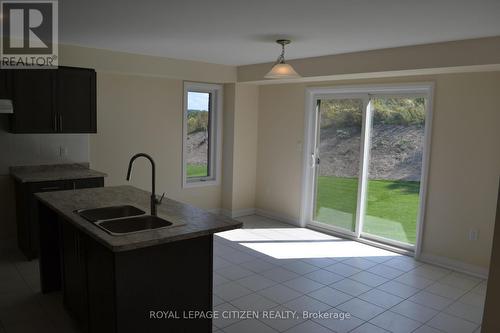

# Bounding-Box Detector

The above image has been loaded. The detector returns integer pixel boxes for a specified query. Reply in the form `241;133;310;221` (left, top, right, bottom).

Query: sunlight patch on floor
217;228;400;260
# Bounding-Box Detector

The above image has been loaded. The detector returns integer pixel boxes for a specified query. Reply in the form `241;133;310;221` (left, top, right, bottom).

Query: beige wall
231;84;259;212
73;44;237;211
255;72;500;271
221;84;259;213
89;73;221;210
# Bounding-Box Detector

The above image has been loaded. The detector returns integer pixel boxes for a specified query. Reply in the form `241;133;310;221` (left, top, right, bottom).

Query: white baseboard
254;209;300;226
419;252;489;279
216;208;256;218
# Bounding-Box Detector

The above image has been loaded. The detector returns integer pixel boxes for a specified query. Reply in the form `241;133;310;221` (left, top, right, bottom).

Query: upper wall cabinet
2;66;97;134
56;67;96;133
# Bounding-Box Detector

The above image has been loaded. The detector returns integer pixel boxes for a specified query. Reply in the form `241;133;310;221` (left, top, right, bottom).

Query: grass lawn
187;164;208;177
315;176;420;244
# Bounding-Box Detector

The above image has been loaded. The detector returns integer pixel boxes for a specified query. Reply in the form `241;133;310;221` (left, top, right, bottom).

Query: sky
188;92;209;111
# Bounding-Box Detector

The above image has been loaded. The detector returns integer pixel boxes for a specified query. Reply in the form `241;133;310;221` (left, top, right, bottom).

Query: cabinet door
57;67;96;133
0;69;12;99
26;180;70;259
11;69;56;133
61;222;89;328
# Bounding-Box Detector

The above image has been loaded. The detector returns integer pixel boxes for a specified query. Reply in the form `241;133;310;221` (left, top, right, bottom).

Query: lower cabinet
58;227;214;333
15;177;104;259
61;222;89;330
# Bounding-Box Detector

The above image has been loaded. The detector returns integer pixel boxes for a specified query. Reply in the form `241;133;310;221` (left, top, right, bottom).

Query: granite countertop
35;185;242;252
10;163;107;183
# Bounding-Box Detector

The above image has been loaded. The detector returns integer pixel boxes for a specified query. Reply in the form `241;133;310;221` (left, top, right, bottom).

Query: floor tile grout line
214;238;484;332
222;218;486;332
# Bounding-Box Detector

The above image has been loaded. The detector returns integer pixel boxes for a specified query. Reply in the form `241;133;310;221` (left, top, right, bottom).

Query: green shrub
187;110;209;134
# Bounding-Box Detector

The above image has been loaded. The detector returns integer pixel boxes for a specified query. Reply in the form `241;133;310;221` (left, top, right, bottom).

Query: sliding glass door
362;97;426;247
307;88;431;251
313;98;365;234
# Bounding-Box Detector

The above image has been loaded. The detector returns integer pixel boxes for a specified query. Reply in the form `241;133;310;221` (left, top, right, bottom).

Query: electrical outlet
468;229;479;241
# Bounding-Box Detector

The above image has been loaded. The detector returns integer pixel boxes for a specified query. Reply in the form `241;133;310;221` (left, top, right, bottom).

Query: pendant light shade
264;39;301;79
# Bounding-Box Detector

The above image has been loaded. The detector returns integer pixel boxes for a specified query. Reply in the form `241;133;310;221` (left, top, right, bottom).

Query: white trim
307;223;414;257
299;89;316;227
306;82;434;96
355;96;371;238
414;85;435;259
182;82;223;188
300;82;434;255
255;209;300;226
361;233;414;252
419;253;489;279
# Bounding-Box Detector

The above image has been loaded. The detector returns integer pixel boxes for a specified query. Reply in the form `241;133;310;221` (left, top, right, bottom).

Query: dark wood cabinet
56;67;97;133
3;66;97;133
42;217;213;333
0;69;12;99
10;69;56;133
15;177;104;259
482;179;500;332
61;222;89;330
63;232;213;333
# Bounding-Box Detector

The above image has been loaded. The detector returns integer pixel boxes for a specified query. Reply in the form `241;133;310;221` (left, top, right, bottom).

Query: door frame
299;83;435;258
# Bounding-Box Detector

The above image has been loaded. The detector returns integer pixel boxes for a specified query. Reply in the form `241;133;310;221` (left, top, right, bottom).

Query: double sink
76;205;173;235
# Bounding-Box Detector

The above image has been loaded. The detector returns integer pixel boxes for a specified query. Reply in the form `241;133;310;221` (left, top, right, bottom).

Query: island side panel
38;201;62;293
86;233;116;333
114;235;214;333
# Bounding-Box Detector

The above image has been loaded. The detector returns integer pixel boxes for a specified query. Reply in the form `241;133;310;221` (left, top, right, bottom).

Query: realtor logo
1;1;58;68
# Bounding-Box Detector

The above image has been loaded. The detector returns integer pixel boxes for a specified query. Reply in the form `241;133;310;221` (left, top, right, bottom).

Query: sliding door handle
53;115;57;132
59;114;63;132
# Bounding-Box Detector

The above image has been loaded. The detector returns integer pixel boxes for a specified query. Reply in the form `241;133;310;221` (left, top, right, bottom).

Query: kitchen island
35;185;242;333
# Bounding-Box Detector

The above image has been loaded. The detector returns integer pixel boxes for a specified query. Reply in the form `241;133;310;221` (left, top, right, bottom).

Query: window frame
182;82;223;188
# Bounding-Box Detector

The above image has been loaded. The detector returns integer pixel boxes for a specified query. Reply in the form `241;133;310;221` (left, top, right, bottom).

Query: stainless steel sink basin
76;205;145;222
95;215;173;235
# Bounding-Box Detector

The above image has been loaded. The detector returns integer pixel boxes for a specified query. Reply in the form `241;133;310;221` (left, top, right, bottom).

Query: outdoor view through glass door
362;97;426;246
309;89;430;250
313;98;364;234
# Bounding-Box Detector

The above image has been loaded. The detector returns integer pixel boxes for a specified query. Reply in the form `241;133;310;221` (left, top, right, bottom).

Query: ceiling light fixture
264;39;301;79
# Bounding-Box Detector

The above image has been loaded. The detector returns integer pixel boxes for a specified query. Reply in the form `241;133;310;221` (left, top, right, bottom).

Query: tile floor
0;215;487;333
212;215;486;333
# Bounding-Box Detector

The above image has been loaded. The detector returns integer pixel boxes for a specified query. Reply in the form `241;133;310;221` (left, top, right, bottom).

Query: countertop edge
12;173;108;183
35;189;242;252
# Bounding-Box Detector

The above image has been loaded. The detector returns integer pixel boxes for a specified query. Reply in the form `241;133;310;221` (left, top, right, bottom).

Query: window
183;82;222;187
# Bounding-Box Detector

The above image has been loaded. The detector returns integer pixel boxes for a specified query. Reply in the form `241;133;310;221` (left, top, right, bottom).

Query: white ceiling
60;0;500;66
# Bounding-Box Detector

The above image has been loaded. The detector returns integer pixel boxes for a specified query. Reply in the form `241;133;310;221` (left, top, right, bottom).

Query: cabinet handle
59;114;63;132
53;115;57;132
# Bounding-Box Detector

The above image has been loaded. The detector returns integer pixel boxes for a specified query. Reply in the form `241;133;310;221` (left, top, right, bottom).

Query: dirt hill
186;131;208;164
318;124;424;181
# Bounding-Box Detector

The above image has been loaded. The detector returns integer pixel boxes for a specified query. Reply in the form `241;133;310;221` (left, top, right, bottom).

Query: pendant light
264;39;301;79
